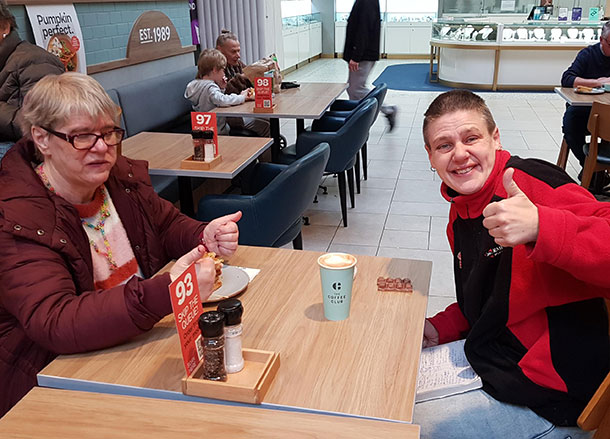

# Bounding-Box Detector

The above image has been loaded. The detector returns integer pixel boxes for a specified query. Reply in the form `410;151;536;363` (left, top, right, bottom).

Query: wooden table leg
270;118;281;162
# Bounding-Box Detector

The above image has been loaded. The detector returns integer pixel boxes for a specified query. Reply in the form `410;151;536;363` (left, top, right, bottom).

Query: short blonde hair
197;48;227;79
19;72;120;136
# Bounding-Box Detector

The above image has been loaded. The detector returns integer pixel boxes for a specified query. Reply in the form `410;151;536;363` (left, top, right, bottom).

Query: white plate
574;87;605;95
205;266;249;303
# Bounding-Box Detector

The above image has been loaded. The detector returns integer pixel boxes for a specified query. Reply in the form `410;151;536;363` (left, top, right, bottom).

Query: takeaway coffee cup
317;253;357;321
604;83;610;92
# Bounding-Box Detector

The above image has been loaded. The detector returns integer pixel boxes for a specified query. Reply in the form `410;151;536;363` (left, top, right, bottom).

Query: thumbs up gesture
482;168;539;247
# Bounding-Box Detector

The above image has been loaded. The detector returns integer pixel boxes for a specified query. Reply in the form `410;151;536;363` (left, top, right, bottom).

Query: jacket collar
0;31;21;67
440;150;511;219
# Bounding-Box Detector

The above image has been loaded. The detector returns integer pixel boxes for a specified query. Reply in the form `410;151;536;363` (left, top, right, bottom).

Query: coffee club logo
327;283;346;304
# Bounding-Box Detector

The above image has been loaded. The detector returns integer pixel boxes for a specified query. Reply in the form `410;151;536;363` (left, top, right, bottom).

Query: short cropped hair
0;1;17;31
601;21;610;40
197;48;227;79
215;29;238;48
19;72;120;136
423;90;496;146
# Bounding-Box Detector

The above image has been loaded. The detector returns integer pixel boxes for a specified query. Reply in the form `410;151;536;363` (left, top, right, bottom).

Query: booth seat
106;66;197;202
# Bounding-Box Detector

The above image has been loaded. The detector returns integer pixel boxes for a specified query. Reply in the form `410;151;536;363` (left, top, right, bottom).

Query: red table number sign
191;112;218;157
254;77;273;111
168;263;204;375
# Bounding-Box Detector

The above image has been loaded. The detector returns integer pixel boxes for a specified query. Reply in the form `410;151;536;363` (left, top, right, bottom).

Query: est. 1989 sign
126;11;182;60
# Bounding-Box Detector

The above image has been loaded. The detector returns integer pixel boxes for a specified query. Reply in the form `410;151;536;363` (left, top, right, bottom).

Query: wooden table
210;82;348;161
0;387;420;438
38;246;431;423
121;132;272;215
554;87;610;107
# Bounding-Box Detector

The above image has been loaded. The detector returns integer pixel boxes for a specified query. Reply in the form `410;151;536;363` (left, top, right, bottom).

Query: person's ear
31;126;52;157
0;21;10;38
492;127;501;149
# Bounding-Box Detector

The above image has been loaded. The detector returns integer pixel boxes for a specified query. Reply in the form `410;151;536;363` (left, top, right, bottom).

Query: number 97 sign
168;262;204;375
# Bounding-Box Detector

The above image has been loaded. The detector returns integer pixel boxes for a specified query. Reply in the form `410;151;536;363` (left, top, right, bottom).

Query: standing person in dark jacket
560;21;610;176
343;0;397;131
0;72;242;417
0;1;63;144
415;90;609;439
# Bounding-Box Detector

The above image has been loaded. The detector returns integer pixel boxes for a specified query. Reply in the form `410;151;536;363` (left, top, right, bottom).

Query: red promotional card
168;263;204;375
254;77;273;110
191;112;218;157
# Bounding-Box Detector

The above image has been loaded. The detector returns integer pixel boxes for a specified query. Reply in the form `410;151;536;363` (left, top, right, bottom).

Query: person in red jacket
415;89;608;439
0;72;241;417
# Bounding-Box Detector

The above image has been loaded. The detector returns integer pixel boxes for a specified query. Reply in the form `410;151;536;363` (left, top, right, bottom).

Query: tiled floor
282;58;580;318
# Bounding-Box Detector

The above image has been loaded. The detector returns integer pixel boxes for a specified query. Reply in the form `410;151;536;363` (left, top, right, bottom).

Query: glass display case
432;20;499;42
386;13;437;22
499;21;602;43
282;12;321;30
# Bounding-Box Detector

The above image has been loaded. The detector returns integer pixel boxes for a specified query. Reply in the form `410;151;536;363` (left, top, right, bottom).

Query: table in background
39;246;431;424
121;132;272;216
211;82;348;161
0;387;420;438
554;87;610;107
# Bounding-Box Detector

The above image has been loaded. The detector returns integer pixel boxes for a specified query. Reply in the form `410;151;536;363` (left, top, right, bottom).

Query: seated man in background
0;1;63;152
185;48;259;135
215;30;270;137
561;20;610;180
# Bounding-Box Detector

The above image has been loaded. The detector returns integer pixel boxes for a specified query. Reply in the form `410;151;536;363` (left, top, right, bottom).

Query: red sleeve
511;169;610;289
428;302;471;344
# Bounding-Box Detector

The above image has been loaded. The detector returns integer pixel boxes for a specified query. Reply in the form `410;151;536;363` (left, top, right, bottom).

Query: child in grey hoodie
185;49;268;136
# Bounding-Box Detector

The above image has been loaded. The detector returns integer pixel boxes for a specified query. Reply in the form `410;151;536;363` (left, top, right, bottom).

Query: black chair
311;83;388;193
278;98;378;227
197;143;330;249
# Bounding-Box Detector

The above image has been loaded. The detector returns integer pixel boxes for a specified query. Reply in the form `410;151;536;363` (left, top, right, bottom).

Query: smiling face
32;113;118;203
425;110;501;195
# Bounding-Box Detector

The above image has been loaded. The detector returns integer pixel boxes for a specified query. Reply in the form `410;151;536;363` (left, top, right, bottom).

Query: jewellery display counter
429;20;603;90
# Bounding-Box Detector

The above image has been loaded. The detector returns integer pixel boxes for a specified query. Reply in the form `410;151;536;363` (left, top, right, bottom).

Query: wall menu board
25;4;86;73
126;10;182;61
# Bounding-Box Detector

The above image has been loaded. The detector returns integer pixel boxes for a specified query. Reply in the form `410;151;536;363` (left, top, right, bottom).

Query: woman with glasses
0;72;241;416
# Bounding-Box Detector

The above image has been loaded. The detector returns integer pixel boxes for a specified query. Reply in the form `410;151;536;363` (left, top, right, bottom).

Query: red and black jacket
429;150;610;425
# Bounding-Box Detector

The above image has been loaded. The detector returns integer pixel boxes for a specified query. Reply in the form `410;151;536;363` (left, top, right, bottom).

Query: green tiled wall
9;2;191;66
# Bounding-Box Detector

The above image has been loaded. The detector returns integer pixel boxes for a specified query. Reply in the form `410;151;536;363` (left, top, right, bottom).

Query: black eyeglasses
42;126;125;150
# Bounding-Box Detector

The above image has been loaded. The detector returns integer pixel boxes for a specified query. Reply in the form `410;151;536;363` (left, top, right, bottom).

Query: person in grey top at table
185;48;267;136
343;0;397;131
560;21;610;183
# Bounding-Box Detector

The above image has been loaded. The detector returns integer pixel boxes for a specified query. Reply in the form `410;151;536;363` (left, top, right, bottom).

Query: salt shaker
217;299;244;373
202;130;215;162
198;311;227;381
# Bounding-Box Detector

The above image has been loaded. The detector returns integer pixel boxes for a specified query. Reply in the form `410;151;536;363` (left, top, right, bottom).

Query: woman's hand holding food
482;168;539;247
170;244;216;302
203;211;242;258
241;88;255;101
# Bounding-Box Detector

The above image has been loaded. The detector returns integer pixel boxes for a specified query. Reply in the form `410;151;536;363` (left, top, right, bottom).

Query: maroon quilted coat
0;138;206;416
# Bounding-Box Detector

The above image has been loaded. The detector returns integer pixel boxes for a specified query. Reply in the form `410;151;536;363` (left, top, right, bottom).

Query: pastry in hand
200;252;224;291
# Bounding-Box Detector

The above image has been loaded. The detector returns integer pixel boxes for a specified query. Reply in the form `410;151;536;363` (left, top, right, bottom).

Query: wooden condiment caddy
180;154;222;170
182;348;280;404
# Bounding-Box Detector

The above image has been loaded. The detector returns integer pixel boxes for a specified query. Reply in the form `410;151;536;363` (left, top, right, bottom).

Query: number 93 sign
168;263;204;375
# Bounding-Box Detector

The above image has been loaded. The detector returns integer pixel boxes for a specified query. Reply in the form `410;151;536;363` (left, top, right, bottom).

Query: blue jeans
562;104;591;166
413;390;593;439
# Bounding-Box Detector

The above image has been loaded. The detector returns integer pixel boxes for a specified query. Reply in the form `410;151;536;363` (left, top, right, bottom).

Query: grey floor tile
391;201;450;217
426;296;456;318
394;180;445;204
300;225;337;252
429;216;451;252
385;214;430;232
379;229;429;249
332;212;386;246
328;243;378;257
367;160;402;179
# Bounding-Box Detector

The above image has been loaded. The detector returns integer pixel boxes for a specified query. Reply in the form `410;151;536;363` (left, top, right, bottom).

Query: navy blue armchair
311;83;388;193
278;99;377;227
197;143;330;249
